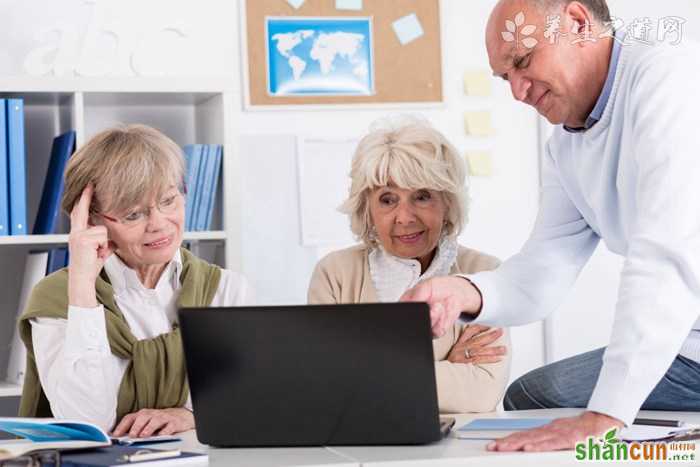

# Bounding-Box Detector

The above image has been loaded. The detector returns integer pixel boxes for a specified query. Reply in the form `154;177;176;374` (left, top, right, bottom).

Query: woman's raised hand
68;184;115;307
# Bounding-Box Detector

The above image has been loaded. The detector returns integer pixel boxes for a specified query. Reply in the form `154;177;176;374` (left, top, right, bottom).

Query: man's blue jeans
504;347;700;412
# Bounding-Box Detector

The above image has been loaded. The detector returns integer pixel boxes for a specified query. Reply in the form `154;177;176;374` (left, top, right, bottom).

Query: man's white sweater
469;38;700;425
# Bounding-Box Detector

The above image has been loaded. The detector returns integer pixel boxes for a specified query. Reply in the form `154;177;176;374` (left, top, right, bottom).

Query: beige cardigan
307;244;511;414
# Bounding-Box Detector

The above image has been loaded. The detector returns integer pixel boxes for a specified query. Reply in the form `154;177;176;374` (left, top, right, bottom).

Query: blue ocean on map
266;17;374;96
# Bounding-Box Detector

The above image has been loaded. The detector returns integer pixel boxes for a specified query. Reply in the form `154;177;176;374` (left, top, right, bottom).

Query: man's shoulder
620;38;700;86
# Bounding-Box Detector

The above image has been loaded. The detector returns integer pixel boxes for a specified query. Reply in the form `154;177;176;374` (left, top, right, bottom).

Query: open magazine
0;417;110;460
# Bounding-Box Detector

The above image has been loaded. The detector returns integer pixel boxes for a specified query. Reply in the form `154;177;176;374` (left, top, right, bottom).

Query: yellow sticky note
463;70;492;97
466;151;493;177
464;111;493;137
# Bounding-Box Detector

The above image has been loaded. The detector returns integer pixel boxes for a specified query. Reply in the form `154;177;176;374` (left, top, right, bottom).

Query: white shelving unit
0;382;21;398
0;78;240;408
0;231;227;246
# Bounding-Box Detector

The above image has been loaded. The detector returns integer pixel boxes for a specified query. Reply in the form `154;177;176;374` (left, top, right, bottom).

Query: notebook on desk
456;417;700;442
58;445;207;466
179;303;444;447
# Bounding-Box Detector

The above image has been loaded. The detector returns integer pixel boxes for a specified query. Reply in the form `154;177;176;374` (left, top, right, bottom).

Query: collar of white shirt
103;249;183;294
369;236;458;303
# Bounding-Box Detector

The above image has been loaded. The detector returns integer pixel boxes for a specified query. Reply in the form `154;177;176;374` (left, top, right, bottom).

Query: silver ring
464;348;471;358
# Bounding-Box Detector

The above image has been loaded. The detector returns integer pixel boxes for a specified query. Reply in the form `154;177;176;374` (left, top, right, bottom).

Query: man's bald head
485;0;615;128
493;0;611;23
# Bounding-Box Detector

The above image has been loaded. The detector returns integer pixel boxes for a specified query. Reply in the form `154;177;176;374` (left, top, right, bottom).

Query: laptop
178;303;447;447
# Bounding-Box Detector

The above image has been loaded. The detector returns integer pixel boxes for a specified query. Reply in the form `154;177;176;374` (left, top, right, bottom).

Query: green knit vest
17;247;221;421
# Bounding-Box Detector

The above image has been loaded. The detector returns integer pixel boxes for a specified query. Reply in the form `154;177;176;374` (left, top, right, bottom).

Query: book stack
183;144;223;231
0;98;28;236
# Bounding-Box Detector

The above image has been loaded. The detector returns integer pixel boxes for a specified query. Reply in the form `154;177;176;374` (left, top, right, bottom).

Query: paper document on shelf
297;138;357;246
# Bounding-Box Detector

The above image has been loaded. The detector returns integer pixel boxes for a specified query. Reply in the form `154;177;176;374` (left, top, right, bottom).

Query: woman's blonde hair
340;117;468;246
61;124;185;216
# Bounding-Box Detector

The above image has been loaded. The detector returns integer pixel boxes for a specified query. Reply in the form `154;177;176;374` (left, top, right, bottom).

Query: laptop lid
178;303;441;447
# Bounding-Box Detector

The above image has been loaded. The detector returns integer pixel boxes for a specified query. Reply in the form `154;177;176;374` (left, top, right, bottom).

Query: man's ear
565;1;595;34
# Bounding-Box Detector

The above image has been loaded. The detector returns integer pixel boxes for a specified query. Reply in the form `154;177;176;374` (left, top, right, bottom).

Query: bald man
402;0;700;452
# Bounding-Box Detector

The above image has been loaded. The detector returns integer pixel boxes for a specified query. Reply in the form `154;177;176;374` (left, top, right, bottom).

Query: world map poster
266;17;374;96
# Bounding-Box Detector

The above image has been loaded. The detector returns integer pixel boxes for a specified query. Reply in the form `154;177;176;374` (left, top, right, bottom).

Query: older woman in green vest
18;124;252;438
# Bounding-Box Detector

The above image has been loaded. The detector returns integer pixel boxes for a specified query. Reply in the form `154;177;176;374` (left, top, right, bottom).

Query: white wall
231;0;545;383
10;0;698;384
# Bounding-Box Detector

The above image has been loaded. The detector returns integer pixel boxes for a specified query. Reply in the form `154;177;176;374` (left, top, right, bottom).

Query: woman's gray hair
340;116;468;246
61;124;185;216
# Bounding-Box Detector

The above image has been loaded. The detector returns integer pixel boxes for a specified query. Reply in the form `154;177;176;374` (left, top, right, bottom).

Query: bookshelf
0;231;227;246
0;78;239;408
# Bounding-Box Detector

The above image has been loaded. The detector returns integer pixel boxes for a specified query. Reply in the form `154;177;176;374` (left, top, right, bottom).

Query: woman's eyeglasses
91;191;183;228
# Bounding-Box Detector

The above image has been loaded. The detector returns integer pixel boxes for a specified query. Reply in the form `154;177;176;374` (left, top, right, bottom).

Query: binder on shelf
183;144;203;231
0;99;8;236
6;98;27;235
204;145;223;230
190;144;209;231
33;131;76;235
195;144;221;231
6;251;50;385
46;248;69;274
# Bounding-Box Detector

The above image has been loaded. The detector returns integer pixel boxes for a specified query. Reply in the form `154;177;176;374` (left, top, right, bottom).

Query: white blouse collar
103;248;183;293
368;235;458;303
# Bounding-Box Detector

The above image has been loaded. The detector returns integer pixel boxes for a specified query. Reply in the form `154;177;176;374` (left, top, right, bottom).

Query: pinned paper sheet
297;138;358;246
466;151;493;177
464;70;492;97
464;111;493;137
336;0;362;10
392;13;424;45
286;0;305;9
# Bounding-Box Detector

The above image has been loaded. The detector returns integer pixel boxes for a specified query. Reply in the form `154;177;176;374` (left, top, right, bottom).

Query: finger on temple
71;184;94;230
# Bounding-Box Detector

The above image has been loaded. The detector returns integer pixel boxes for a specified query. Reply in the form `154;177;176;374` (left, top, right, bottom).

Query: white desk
172;408;700;466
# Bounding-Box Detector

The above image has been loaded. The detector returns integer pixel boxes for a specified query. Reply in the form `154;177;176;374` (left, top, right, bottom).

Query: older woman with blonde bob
308;118;511;413
18;125;252;436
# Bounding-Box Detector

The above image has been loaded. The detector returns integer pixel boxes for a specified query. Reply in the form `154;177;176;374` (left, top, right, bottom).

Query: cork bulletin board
242;0;443;106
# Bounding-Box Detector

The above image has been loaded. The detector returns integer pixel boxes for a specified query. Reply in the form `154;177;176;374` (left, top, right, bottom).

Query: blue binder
191;144;209;231
0;99;8;236
204;145;222;230
33;131;76;234
195;145;216;231
46;247;69;274
6;98;27;235
183;144;203;231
